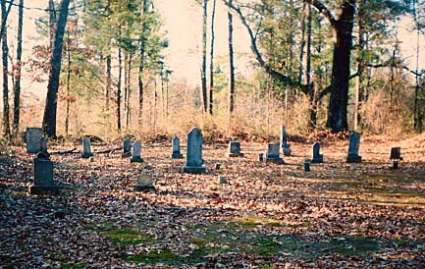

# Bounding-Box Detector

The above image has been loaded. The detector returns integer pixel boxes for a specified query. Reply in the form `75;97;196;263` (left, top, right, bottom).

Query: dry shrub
361;88;412;137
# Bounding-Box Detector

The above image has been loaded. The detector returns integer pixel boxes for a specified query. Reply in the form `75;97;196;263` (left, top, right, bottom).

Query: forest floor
1;136;425;268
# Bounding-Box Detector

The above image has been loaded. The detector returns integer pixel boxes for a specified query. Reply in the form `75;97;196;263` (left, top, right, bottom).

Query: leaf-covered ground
1;137;425;268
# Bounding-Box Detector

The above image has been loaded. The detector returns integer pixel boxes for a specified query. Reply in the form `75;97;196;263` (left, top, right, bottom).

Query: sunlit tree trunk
228;0;235;115
209;0;216;115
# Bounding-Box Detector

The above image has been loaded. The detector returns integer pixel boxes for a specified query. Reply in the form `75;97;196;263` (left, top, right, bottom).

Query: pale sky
2;0;424;99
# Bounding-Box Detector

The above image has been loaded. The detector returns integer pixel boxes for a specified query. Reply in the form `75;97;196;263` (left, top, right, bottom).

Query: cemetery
1;127;425;268
0;0;424;267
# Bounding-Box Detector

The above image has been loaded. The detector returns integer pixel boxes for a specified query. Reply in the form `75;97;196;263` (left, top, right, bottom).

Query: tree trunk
298;2;307;85
0;0;13;48
209;0;216;115
138;0;149;129
48;0;56;50
306;2;316;130
1;1;10;139
12;0;24;139
65;30;71;137
117;48;122;132
354;0;366;131
126;54;132;129
228;0;235;115
42;0;71;138
201;0;208;113
325;1;355;132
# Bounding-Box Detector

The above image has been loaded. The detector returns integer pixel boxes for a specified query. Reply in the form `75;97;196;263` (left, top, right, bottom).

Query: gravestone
346;131;362;163
28;157;59;194
265;143;284;164
280;126;291;156
130;141;144;163
134;175;156;192
304;159;311;172
26;127;43;154
311;142;324;163
37;138;50;160
390;147;402;160
81;137;94;158
183;128;206;173
123;138;133;157
171;136;183;159
227;140;243;157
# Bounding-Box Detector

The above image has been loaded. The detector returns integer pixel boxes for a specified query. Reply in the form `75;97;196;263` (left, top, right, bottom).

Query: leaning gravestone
227;140;243;157
280;126;291;156
81;137;94;159
183;128;206;173
28;157;59;195
311;142;324;163
265;143;284;164
130;141;144;163
123;138;133;157
26;127;43;154
347;131;362;163
171;136;183;159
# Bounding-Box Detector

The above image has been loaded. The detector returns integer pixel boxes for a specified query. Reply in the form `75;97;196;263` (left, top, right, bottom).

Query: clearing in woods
0;137;424;268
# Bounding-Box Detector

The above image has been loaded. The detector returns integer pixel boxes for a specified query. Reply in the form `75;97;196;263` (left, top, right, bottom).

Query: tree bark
65;29;71;137
318;0;356;132
42;0;71;138
138;0;149;129
201;0;208;114
209;0;217;115
1;0;11;139
228;0;235;115
117;48;122;132
12;0;24;139
0;0;14;48
126;54;132;129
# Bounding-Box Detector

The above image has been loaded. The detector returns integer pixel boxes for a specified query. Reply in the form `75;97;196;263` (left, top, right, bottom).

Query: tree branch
223;0;309;93
310;0;337;28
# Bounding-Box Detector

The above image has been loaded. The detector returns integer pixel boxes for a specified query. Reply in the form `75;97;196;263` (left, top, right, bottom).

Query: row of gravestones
25;127;403;195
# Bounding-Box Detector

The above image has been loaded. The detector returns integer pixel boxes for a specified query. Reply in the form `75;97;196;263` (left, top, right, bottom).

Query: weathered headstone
81;137;94;158
227;140;243;157
134;175;156;192
280;126;291;156
311;142;324;163
28;157;59;194
346;131;362;163
265;143;284;164
26;127;43;154
304;159;311;172
123;138;133;157
171;136;183;159
390;147;402;160
183;128;206;173
130;141;144;163
37;138;50;160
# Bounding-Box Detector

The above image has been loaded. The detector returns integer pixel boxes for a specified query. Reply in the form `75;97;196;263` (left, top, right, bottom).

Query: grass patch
232;216;283;228
328;237;380;256
100;228;154;246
